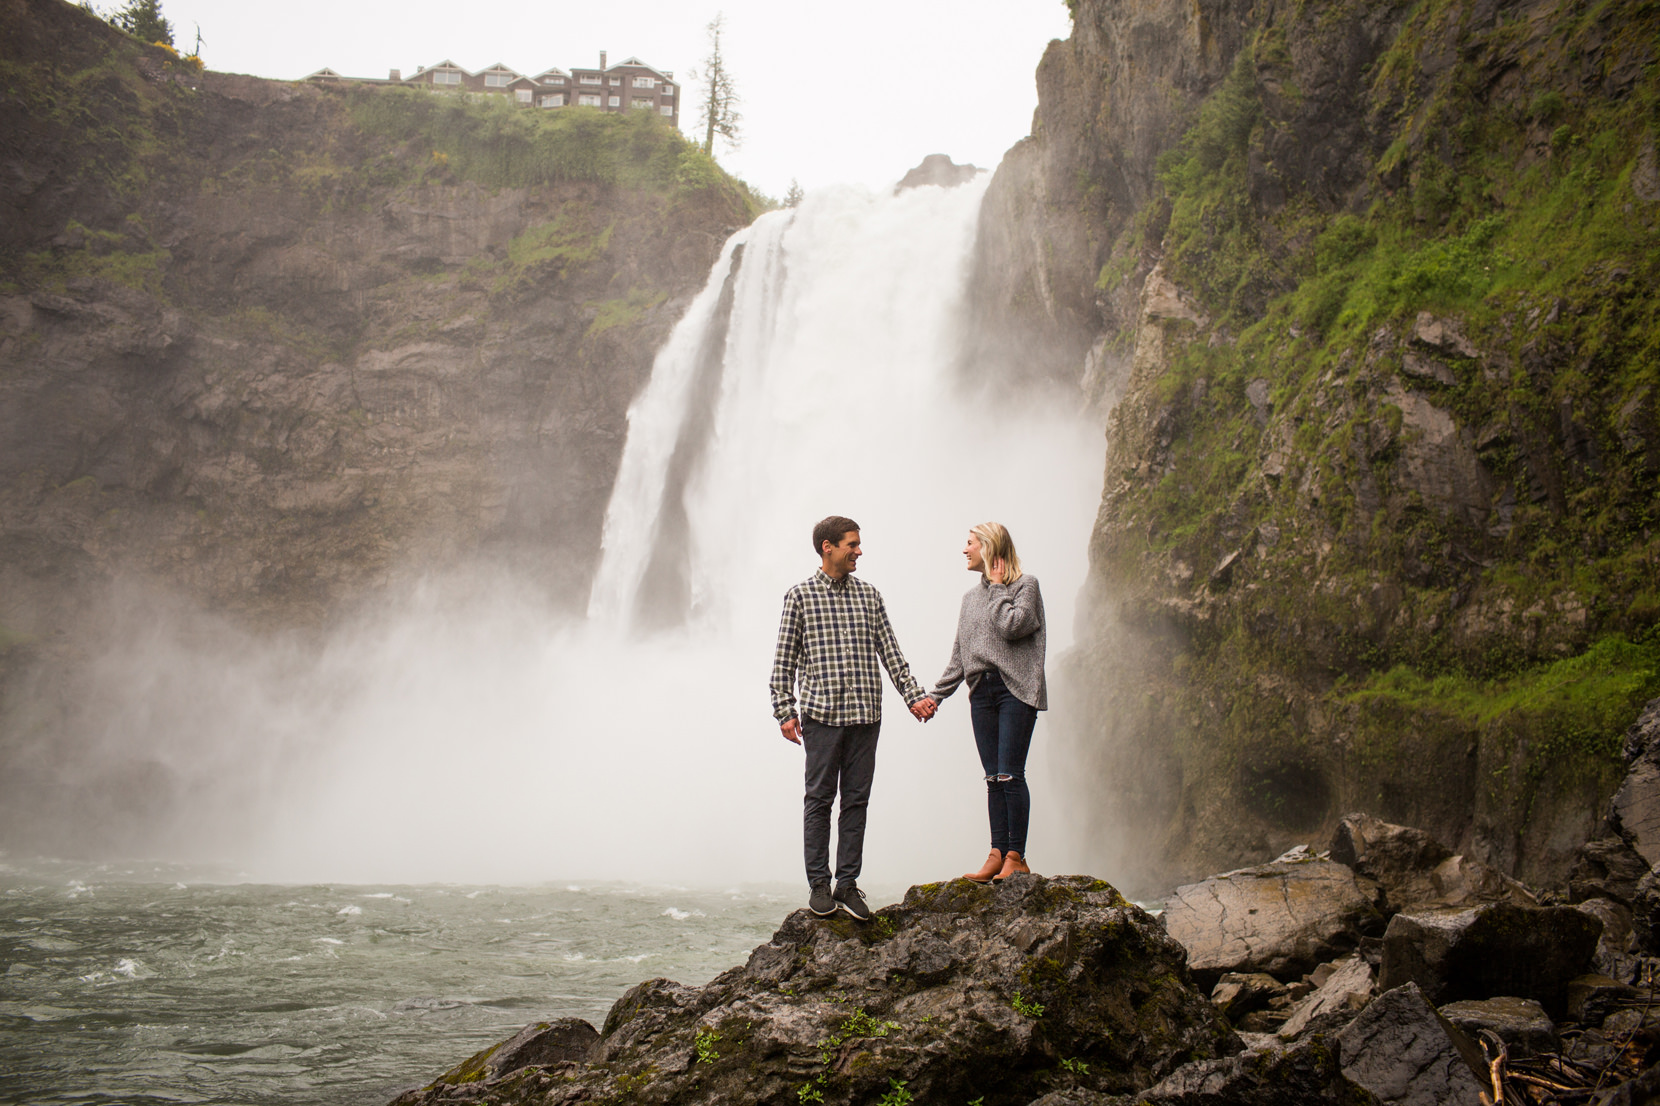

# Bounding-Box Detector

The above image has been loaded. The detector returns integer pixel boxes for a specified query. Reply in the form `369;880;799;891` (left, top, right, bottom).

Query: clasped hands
779;696;939;743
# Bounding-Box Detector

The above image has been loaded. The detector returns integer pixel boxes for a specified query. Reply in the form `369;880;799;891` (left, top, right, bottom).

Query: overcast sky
152;0;1072;199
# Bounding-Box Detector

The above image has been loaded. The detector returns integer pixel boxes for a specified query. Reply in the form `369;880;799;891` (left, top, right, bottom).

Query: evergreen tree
111;0;173;45
784;180;804;208
696;13;741;156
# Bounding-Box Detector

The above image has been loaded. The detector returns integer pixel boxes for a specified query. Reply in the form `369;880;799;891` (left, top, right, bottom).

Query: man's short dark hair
813;515;860;555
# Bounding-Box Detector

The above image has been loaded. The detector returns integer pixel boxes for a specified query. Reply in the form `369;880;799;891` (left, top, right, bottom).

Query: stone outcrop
390;876;1238;1106
1161;857;1384;984
391;828;1660;1106
1378;904;1603;1016
894;153;980;192
1330;813;1536;915
1334;984;1490;1106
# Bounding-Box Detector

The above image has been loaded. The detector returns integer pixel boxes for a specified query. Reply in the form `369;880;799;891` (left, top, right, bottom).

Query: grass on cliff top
347;88;768;213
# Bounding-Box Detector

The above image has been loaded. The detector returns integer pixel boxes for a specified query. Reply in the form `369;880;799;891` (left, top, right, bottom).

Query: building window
541;94;565;107
661;83;673;94
610;77;622;85
633;76;655;88
543;76;564;85
578;93;601;106
580;74;601;84
608;95;620;107
484;73;511;87
433;70;462;85
659;104;673;116
516;88;532;102
630;98;653;109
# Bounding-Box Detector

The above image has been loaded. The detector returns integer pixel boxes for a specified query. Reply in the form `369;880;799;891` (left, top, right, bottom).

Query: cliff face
974;0;1660;893
0;0;752;849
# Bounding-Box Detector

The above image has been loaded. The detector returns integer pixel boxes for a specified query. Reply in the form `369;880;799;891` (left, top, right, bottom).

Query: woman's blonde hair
972;521;1023;585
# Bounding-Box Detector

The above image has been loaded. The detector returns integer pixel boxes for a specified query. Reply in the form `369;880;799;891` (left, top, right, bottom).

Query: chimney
389;68;401;81
599;50;607;70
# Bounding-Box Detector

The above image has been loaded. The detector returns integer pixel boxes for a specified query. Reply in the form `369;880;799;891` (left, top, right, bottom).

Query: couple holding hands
768;515;1046;921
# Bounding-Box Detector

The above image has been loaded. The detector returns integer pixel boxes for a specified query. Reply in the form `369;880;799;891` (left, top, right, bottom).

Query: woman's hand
987;558;1007;585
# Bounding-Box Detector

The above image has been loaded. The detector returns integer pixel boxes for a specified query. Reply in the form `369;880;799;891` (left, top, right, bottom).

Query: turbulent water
0;859;808;1105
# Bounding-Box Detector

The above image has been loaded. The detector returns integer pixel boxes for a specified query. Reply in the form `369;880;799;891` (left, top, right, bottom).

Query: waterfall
35;177;1107;888
589;177;1046;637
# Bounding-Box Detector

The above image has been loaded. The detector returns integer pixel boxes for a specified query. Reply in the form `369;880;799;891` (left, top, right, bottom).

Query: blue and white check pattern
770;569;926;725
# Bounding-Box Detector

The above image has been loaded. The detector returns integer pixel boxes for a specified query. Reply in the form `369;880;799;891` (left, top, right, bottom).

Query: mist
3;178;1108;888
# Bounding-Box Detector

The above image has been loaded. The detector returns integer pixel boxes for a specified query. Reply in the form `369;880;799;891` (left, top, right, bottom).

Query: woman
917;522;1046;883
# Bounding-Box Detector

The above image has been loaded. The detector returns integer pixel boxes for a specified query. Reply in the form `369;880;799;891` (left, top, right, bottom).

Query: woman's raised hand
987;558;1007;585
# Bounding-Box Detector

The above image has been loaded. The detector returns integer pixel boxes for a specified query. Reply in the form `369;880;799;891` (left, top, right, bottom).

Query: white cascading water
55;178;1105;888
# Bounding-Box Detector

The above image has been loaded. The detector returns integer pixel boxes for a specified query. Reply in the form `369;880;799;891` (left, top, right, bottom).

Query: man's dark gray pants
801;717;881;889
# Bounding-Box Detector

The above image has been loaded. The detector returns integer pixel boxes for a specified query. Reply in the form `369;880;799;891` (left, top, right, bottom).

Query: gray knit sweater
929;574;1047;710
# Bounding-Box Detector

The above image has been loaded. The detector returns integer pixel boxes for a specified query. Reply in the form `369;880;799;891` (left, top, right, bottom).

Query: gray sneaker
834;882;873;922
808;882;837;916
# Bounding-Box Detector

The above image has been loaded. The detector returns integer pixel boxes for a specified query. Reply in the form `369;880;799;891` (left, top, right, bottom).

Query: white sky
157;0;1073;199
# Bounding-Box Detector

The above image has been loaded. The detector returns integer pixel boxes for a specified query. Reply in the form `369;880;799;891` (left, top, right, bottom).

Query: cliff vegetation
974;0;1660;892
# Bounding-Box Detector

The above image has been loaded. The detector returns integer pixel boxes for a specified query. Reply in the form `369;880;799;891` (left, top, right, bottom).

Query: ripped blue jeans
968;669;1037;856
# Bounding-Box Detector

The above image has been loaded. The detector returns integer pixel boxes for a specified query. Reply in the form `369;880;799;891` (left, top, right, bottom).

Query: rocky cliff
0;0;754;850
972;0;1660;893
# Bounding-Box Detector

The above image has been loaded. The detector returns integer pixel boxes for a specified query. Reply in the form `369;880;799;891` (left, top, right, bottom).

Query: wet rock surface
393;807;1660;1105
1379;903;1602;1015
1162;857;1384;984
391;876;1237;1105
1334;983;1489;1106
1436;996;1557;1057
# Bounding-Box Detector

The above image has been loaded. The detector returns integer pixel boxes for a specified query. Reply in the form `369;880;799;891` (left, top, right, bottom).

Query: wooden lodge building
306;51;679;126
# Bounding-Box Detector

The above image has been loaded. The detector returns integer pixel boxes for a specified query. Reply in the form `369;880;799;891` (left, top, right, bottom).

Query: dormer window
484;73;512;87
433;70;462;85
633;76;655;88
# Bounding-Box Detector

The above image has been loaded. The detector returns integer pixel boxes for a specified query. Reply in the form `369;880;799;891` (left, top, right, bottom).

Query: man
769;515;936;921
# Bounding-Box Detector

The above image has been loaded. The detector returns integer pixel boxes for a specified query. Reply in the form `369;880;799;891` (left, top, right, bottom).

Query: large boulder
390;876;1238;1106
1335;983;1490;1106
1330;813;1534;914
1379;903;1602;1016
1162;858;1385;985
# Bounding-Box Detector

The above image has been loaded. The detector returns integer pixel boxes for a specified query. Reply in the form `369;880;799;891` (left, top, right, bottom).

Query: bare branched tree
696;13;741;156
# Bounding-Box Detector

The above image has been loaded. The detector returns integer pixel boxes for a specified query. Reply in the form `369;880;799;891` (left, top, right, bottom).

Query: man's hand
987;558;1008;585
781;718;803;744
910;697;938;722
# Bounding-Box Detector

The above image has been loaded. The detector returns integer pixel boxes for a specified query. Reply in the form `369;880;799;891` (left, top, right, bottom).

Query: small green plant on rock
796;1083;824;1104
1011;991;1045;1018
693;1028;721;1064
876;1077;913;1106
1060;1057;1090;1075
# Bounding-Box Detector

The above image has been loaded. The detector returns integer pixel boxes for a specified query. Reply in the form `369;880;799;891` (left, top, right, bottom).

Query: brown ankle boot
964;850;1003;884
993;851;1031;881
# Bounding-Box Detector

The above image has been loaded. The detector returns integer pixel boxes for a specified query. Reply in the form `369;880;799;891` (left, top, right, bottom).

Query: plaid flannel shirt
770;568;926;726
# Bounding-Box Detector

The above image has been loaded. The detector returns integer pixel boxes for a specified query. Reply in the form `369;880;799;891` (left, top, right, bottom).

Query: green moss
586;286;669;339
